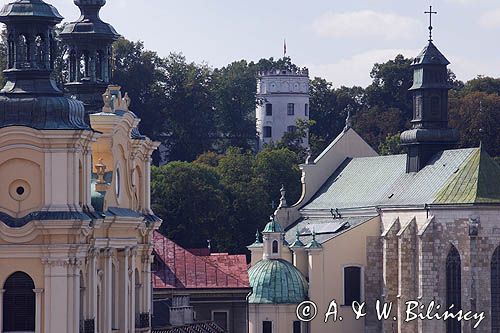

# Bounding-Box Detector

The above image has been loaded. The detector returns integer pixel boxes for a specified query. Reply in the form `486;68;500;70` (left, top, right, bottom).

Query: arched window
7;34;14;69
34;34;44;68
491;246;500;332
3;271;35;332
446;245;461;333
344;266;362;305
17;34;29;66
69;49;77;82
272;240;278;254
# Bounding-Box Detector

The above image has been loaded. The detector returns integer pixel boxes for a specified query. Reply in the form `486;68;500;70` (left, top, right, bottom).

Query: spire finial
255;230;260;243
424;5;438;42
344;107;352;132
295;229;301;240
279;185;287;208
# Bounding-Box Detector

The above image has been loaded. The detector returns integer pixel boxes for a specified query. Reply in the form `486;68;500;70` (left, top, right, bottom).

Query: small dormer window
272;240;278;254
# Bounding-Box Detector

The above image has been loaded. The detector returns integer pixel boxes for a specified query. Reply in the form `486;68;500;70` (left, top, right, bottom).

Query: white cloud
479;8;500;29
307;49;419;88
312;11;422;41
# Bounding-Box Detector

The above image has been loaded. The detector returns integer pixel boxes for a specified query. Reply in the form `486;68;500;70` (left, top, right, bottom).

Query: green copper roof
305;231;322;250
247;230;263;248
434;147;500;204
248;259;308;304
289;230;305;248
263;217;284;233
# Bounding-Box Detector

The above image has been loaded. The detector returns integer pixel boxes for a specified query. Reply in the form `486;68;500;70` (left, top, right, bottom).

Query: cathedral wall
249;303;302;333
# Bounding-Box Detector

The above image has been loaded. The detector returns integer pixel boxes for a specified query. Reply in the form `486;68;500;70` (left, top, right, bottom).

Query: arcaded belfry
0;1;160;333
60;0;120;114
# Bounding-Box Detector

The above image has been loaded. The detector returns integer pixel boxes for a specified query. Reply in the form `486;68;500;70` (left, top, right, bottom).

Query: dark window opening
287;103;295;115
344;266;361;305
492;246;500;332
293;321;301;333
305;104;309;116
3;271;35;332
272;240;278;254
265;104;273;116
287;126;296;133
212;312;228;331
446;246;461;333
263;321;272;333
263;126;272;138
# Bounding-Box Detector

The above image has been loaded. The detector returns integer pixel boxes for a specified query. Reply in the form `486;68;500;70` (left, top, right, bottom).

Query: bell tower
400;7;458;172
60;0;120;114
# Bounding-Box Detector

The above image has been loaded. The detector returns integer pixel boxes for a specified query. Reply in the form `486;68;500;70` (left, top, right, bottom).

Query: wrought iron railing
135;312;150;329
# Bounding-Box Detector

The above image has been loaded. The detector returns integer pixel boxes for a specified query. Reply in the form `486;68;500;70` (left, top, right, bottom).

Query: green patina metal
263;217;284;233
434;147;500;204
248;259;308;304
289;230;305;248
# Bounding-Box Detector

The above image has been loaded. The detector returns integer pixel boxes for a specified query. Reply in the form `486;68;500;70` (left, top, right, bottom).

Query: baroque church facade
0;1;159;333
248;27;500;333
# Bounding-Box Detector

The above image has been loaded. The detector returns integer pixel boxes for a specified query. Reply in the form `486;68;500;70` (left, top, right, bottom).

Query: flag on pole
284;38;287;57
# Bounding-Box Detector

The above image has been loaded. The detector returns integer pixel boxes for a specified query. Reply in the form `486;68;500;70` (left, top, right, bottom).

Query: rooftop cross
425;5;438;42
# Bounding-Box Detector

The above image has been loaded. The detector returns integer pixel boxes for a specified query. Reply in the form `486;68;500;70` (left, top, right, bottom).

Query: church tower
0;1;159;333
400;12;458;172
60;0;120;114
256;68;310;150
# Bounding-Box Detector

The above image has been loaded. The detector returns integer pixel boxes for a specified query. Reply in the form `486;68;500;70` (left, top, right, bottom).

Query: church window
3;271;36;332
343;266;362;305
287;125;296;133
446;245;461;333
263;321;272;333
212;311;229;331
263;126;272;138
265;103;273;116
491;246;500;332
287;103;295;115
305;104;309;116
293;321;301;333
272;240;278;254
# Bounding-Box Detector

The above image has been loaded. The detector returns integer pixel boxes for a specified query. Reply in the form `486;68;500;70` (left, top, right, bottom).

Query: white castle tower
256;68;310;150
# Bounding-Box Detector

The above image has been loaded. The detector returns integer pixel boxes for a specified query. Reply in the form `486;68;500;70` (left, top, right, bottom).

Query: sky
45;0;500;87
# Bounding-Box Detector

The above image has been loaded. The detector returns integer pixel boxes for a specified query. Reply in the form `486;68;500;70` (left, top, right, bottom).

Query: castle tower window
305;104;309;116
343;266;362;305
265;103;273;116
492;246;500;331
263;126;272;138
263;321;272;333
287;126;296;133
446;246;461;333
3;271;35;332
287;103;295;115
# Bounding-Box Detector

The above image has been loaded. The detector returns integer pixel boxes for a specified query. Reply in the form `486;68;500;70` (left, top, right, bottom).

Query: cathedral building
248;25;500;333
256;69;310;150
0;1;159;333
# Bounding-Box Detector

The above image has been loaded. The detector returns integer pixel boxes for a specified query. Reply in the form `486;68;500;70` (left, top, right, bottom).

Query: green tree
277;119;315;159
449;91;500;156
212;60;257;150
254;147;302;207
151;162;229;250
461;76;500;95
354;107;404;150
379;133;404;155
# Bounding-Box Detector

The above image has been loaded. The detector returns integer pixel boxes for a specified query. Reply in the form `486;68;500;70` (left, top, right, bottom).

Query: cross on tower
425;5;438;42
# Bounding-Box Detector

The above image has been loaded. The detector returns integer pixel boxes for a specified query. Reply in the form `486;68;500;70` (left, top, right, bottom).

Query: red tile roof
153;232;250;289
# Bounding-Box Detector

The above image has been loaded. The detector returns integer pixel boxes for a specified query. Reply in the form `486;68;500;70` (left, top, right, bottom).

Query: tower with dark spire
0;0;89;130
60;0;120;113
400;7;458;173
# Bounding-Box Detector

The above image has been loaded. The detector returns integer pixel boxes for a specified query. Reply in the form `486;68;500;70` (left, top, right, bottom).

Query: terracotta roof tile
153;232;250;289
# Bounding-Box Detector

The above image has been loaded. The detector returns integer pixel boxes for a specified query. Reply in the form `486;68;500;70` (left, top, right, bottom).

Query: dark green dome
0;0;63;23
248;259;308;304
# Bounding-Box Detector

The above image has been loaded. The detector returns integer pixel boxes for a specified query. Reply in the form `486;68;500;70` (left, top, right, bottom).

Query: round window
9;179;31;201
